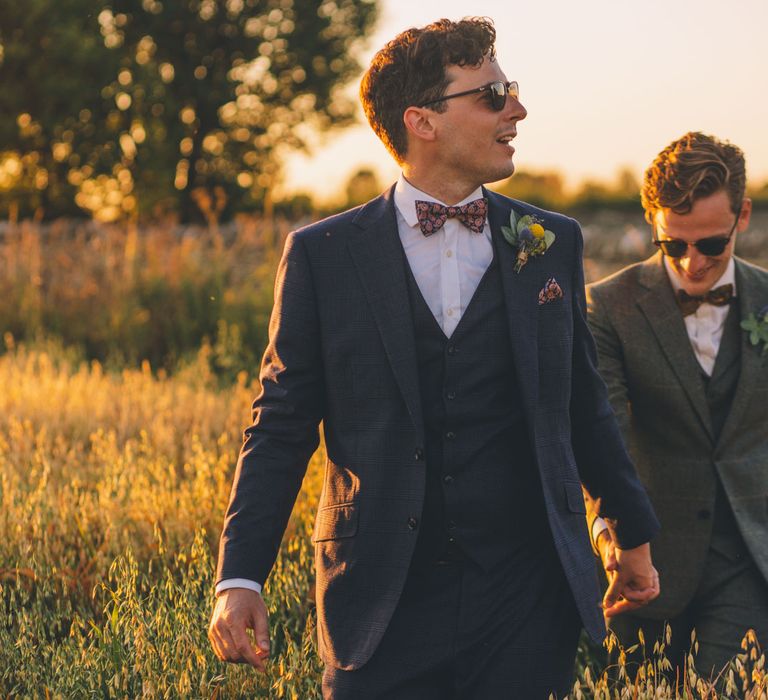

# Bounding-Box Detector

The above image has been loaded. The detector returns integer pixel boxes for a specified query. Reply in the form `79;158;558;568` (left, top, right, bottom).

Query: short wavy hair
360;17;496;164
641;131;746;224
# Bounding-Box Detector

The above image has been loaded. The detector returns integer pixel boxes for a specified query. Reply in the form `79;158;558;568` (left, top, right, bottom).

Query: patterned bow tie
676;283;734;316
414;198;488;236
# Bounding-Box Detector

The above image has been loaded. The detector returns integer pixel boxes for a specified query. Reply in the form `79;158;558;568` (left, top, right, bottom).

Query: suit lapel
717;259;765;448
346;188;424;436
635;253;714;441
485;190;540;427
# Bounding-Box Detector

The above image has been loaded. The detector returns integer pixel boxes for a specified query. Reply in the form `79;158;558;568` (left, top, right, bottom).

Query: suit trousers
322;538;581;700
609;533;768;683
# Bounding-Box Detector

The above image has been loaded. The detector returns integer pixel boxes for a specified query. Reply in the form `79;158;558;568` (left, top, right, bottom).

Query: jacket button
446;391;456;400
697;509;712;520
407;517;418;530
445;431;455;440
448;520;456;530
414;447;424;461
443;474;454;484
447;345;457;356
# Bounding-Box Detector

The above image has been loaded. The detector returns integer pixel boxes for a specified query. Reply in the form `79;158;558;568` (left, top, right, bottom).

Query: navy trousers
323;538;581;699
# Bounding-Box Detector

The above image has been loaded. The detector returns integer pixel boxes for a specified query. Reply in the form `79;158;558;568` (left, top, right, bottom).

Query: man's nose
507;97;527;122
679;246;708;273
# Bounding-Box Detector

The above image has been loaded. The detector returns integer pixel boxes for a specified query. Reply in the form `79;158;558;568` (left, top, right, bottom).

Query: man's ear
403;106;437;145
737;197;752;232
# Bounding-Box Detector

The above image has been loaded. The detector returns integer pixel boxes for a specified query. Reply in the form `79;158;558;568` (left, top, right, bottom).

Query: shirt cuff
591;516;609;548
216;578;263;596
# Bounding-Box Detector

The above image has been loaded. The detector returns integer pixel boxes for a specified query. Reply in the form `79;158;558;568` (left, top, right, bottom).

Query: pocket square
538;277;564;305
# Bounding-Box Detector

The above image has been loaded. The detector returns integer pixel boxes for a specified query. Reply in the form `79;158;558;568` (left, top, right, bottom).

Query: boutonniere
741;305;768;356
501;210;556;273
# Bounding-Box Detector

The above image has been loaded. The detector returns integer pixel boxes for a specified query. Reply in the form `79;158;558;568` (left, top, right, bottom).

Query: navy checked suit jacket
216;186;660;670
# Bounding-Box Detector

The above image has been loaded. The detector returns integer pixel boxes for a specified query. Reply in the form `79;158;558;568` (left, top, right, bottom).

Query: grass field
1;216;767;697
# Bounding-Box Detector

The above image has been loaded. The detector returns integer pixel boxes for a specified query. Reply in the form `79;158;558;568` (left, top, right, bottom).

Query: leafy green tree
0;0;122;218
0;0;379;221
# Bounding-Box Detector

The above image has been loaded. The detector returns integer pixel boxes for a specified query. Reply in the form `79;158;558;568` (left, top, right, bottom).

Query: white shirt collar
663;255;737;297
394;173;485;230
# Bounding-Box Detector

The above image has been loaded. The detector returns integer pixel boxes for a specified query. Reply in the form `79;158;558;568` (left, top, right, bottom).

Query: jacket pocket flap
312;503;359;543
564;481;587;514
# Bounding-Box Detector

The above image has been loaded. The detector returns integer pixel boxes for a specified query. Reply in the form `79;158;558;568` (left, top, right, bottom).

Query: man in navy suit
209;17;660;698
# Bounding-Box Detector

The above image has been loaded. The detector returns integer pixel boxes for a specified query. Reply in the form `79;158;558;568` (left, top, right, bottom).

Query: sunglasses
419;80;519;112
652;210;740;258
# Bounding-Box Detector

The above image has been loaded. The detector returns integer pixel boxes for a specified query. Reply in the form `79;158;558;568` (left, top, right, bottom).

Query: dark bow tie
676;283;734;316
415;198;488;236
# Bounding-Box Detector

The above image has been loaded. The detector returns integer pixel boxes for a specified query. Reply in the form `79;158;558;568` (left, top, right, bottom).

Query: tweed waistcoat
403;250;550;569
702;302;743;537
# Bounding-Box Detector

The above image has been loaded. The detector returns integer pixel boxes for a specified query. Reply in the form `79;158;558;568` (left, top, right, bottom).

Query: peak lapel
346;188;424;436
636;254;714;441
486;191;540;423
716;259;766;449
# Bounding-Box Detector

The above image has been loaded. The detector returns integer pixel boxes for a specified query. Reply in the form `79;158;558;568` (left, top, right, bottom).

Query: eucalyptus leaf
544;230;556;248
518;214;534;230
501;226;518;247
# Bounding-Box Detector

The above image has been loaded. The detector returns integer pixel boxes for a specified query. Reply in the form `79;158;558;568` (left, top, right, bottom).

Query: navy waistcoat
403;246;550;569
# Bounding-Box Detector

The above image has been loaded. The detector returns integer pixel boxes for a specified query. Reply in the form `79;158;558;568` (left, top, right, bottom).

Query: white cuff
591;517;609;546
216;578;262;596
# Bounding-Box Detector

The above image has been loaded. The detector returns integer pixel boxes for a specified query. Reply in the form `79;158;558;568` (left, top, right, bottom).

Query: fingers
208;589;270;672
602;573;622;612
603;596;644;617
231;625;267;670
253;599;271;659
602;568;660;619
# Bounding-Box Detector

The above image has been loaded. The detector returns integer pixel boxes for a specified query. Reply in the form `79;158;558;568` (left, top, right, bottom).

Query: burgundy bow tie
676;283;734;316
415;198;488;236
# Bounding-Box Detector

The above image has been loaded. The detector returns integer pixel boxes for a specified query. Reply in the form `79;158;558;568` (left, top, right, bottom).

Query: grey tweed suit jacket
217;186;659;670
587;253;768;619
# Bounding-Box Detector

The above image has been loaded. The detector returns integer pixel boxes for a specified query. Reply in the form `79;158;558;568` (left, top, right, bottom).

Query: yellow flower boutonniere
501;210;556;273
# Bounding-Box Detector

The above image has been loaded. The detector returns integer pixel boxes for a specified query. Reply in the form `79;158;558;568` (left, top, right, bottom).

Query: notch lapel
716;259;766;449
346;188;424;436
485;190;540;427
635;254;714;441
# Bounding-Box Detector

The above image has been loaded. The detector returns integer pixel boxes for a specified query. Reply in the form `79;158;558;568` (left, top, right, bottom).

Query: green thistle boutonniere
501;210;556;273
741;305;768;356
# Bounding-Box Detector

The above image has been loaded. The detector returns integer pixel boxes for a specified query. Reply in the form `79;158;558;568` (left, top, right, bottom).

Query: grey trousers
609;533;768;682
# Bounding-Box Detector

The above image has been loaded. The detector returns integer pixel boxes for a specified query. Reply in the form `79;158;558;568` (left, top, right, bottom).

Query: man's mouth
496;134;516;153
679;266;712;281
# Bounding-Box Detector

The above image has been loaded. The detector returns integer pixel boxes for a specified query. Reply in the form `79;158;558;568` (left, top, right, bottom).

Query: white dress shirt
216;176;494;596
393;174;493;337
591;256;737;547
663;256;737;376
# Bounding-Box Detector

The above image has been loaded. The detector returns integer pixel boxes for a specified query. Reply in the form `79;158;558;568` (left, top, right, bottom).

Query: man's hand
599;539;660;618
209;588;270;671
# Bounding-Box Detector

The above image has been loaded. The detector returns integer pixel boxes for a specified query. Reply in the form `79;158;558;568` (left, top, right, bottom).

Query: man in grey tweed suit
587;132;768;679
209;17;660;699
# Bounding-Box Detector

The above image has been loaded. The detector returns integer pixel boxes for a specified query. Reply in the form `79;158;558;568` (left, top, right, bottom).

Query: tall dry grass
0;216;297;379
1;210;767;697
0;340;323;697
2;342;766;698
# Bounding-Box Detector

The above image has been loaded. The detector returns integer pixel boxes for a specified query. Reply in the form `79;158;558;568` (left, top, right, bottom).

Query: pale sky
281;0;768;202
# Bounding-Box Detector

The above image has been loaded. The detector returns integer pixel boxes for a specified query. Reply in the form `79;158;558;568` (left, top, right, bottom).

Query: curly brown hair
360;17;497;164
641;131;746;224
